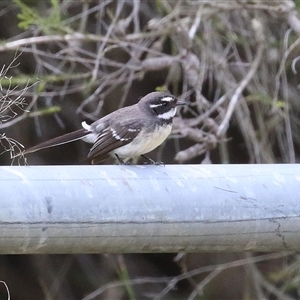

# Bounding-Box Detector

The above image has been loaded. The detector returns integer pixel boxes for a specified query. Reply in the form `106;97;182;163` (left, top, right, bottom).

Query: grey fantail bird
20;92;185;164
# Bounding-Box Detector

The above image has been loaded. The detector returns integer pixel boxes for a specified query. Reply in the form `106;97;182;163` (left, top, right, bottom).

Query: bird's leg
115;154;132;165
115;154;125;164
141;155;164;166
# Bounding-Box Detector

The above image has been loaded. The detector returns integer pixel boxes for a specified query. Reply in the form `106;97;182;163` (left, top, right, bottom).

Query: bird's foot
121;161;132;165
141;155;165;166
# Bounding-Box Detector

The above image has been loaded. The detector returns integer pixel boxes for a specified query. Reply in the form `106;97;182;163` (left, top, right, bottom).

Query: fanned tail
20;128;89;156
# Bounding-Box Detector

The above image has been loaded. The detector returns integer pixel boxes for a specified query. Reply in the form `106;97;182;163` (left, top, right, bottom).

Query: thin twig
216;21;265;136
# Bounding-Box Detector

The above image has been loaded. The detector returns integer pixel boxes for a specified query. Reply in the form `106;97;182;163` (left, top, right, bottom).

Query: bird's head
138;92;185;121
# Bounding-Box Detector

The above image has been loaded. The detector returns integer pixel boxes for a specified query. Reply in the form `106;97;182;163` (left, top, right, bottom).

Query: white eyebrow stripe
161;96;174;102
157;107;177;120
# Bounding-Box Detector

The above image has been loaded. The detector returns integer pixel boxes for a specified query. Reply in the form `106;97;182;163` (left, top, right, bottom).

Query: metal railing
0;164;299;254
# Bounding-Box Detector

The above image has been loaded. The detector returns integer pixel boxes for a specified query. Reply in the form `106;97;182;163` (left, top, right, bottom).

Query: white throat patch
161;96;174;102
157;107;177;120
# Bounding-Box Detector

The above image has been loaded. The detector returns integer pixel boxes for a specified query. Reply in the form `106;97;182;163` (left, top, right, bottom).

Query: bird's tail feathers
19;128;89;156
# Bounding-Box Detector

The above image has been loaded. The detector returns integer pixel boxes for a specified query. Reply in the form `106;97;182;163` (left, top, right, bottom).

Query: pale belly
112;124;172;158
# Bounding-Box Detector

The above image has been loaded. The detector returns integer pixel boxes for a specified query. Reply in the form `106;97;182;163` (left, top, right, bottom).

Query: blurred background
0;0;300;299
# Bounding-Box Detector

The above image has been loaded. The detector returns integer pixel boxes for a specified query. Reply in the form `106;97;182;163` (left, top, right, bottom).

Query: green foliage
155;86;169;92
0;74;37;87
116;255;136;300
268;261;300;295
13;0;68;34
28;106;61;118
0;73;87;88
154;0;166;15
246;94;285;108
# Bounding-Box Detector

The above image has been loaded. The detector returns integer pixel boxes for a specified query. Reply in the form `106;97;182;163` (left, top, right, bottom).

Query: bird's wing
86;121;143;163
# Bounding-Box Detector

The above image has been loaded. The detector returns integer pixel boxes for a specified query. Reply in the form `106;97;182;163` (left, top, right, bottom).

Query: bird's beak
176;100;186;106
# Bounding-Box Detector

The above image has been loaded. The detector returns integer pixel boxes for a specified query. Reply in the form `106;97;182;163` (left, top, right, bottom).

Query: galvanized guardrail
0;164;299;253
